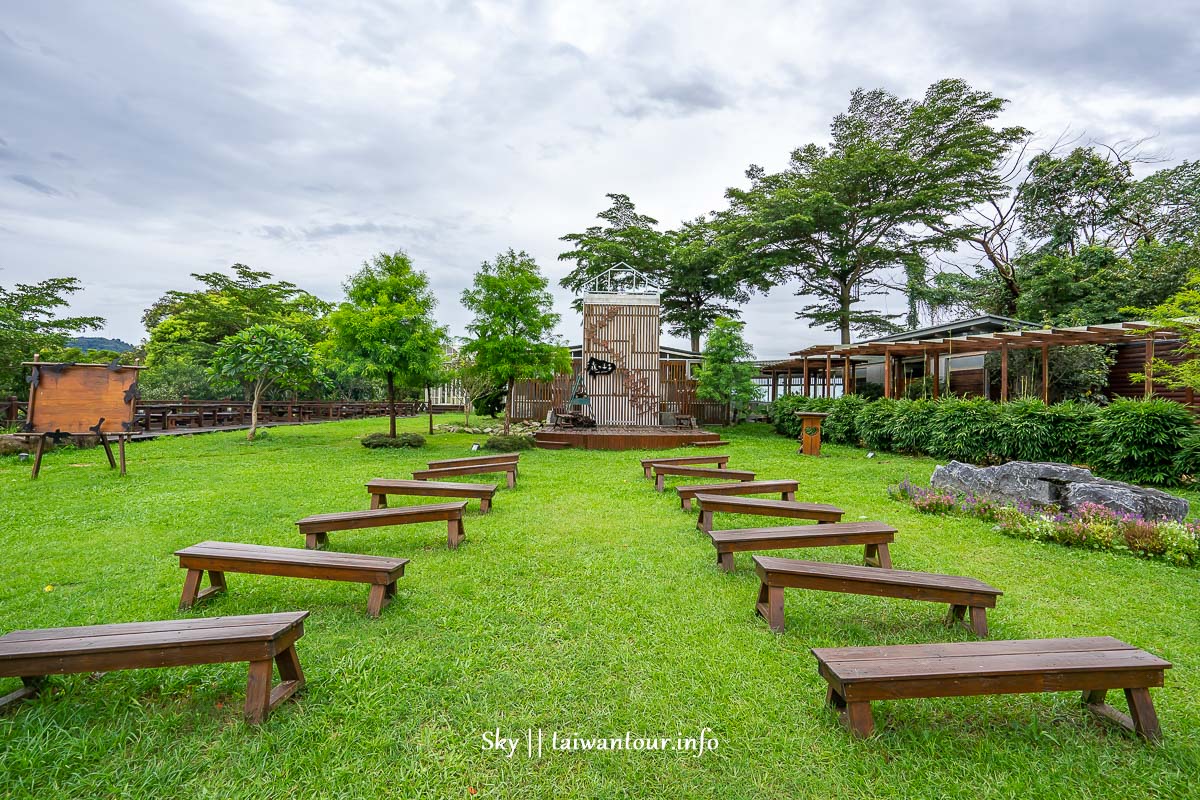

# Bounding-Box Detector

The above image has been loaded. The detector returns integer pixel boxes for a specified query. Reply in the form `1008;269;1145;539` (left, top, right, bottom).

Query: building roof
868;314;1040;344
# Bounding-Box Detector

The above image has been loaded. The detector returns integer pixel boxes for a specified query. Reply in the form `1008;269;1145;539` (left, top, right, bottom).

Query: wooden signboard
22;360;144;478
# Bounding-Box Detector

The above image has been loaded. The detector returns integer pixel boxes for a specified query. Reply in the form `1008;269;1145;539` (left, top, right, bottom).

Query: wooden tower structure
581;265;661;426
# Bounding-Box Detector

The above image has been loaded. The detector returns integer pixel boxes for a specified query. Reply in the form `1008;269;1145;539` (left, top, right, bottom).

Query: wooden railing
132;400;407;433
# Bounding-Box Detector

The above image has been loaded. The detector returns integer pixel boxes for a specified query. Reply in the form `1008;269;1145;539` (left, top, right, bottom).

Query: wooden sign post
795;411;830;457
21;358;144;478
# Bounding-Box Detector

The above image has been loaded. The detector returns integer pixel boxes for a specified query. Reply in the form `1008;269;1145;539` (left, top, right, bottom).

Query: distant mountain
66;336;135;353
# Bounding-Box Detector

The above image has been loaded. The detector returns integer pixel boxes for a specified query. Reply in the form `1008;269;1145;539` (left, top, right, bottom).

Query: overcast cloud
2;0;1198;357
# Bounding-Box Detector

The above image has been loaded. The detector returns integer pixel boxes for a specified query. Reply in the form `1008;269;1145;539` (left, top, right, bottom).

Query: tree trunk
690;330;701;353
839;284;852;345
426;384;434;435
464;397;470;426
248;383;261;441
386;372;396;438
503;377;514;435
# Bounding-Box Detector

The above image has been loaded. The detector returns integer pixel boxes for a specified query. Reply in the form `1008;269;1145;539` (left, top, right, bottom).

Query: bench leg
1125;687;1163;742
755;583;785;633
696;510;712;533
98;431;117;469
643;465;653;479
655;475;665;492
367;583;389;617
0;677;44;712
196;570;226;603
863;542;892;569
506;471;515;489
843;702;875;738
480;497;491;514
179;568;204;609
305;531;327;550
782;490;795;502
385;580;398;598
244;646;305;724
968;606;989;637
448;518;464;549
370;493;386;509
717;550;735;572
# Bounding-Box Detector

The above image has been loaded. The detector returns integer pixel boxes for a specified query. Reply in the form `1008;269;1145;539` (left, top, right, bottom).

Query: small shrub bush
361;432;426;449
1086;398;1197;485
483;434;534;451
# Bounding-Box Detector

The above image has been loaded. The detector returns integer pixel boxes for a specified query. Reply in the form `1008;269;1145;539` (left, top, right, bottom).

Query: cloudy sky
2;0;1198;358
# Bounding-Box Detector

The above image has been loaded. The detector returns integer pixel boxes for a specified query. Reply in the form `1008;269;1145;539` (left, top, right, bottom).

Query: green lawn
1;416;1198;799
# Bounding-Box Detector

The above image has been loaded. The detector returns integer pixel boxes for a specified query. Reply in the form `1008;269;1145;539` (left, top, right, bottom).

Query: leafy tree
207;324;316;440
448;347;504;426
694;318;758;424
461;249;571;434
1132;268;1200;393
328;251;448;437
725;79;1028;343
558;194;671;308
0;277;104;396
143;263;330;372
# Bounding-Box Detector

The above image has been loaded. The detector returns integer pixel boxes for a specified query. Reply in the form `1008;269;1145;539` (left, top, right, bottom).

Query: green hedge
770;394;1198;486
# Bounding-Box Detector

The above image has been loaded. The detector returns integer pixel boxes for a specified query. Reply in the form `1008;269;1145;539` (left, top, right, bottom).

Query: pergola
763;321;1180;403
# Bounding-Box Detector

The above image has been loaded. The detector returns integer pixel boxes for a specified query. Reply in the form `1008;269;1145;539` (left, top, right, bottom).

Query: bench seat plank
709;522;896;571
676;479;797;510
641;454;730;478
413;462;517;488
695;494;844;531
427;452;520;469
811;637;1171;741
176;542;408;617
753;556;1001;636
0;612;308;723
654;466;755;492
366;478;498;512
297;501;468;550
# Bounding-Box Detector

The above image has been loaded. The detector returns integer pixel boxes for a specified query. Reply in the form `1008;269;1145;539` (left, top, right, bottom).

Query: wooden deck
533;426;723;451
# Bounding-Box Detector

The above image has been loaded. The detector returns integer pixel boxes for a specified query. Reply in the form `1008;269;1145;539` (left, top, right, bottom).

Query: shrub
1173;430;1200;483
769;394;835;439
1087;398;1197;485
856;381;885;400
924;397;1003;464
855;398;900;452
483;434;534;451
361;432;426;449
993;399;1059;463
822;395;867;445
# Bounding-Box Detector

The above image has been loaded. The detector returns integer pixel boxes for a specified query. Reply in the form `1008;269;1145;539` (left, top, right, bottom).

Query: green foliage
1086;398;1197;486
0;277;104;396
208;323;317;440
461;249;571;434
138;356;225;401
1132;267;1200;393
361;432;425;449
482;434;534;451
1173;430;1200;481
983;343;1113;403
724;78;1028;343
694;318;757;423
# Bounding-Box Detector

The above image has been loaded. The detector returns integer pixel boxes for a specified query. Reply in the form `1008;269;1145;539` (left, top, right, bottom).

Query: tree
725;79;1028;343
1132;269;1200;393
0;277;104;396
558;193;671;310
461;249;571;434
328;251;448;438
207;324;316;440
694;318;758;425
448;347;503;426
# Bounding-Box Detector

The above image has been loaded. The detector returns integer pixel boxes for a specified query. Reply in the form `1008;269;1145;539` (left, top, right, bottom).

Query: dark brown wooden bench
641;454;730;479
413;461;518;489
753;556;1001;635
427;452;521;470
176;541;408;617
654;465;754;492
695;494;844;532
297;501;468;550
813;637;1171;741
709;521;897;572
0;612;307;724
677;479;798;511
367;478;498;513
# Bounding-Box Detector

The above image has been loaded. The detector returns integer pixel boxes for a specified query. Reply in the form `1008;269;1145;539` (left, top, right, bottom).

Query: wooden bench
695;494;844;532
413;461;518;489
297;501;468;550
654;465;754;492
367;478;498;513
0;612;307;724
641;454;730;479
677;479;798;511
176;541;408;618
709;521;897;572
812;637;1171;741
753;556;1001;635
427;452;521;470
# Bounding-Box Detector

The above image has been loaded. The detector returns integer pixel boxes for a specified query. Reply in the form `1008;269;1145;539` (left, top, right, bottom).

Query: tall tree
694;318;758;425
0;277;104;396
724;79;1028;343
558;194;671;309
328;251;447;438
461;249;571;434
207;323;316;441
1132;268;1200;394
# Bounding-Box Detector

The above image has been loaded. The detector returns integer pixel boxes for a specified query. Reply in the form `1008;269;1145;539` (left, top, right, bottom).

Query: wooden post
1145;338;1155;398
1041;343;1050;404
802;358;809;397
844;356;852;395
824;355;832;398
5;396;16;425
932;354;940;400
770;371;778;402
883;352;892;399
1000;343;1009;403
785;368;792;396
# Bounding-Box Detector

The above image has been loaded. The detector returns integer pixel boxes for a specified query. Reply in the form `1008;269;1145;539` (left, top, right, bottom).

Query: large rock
929;459;1190;522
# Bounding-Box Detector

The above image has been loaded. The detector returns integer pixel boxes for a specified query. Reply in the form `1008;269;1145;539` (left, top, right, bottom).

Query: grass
1;415;1198;799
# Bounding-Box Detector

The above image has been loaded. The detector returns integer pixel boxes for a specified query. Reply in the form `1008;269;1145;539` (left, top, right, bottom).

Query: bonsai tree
208;323;316;440
695;317;758;424
461;249;571;434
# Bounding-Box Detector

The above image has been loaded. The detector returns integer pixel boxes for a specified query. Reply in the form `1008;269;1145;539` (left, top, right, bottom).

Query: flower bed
889;478;1200;567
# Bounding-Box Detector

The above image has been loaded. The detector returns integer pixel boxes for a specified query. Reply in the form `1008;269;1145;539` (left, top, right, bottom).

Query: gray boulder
1062;480;1189;522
